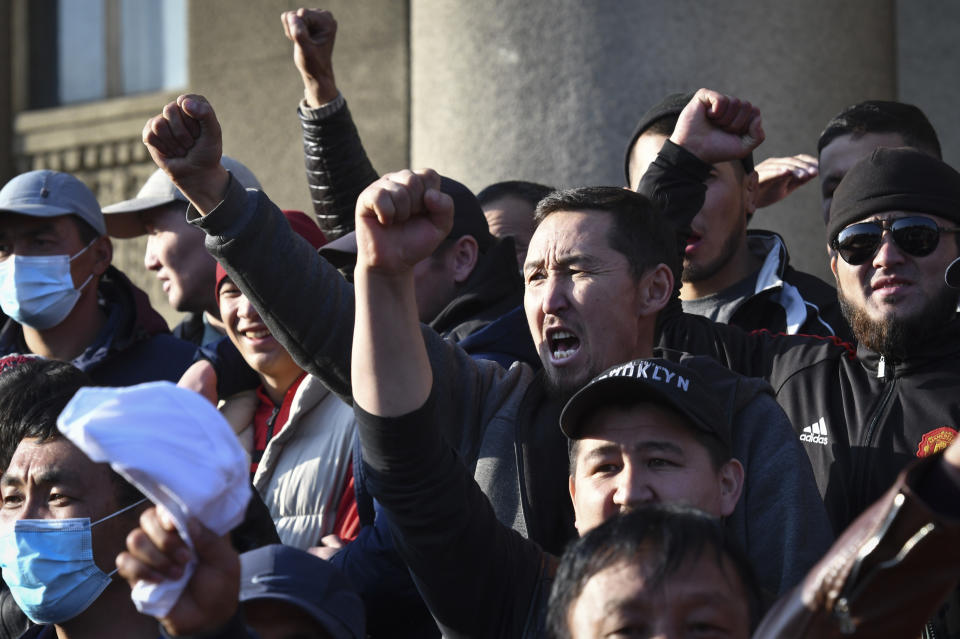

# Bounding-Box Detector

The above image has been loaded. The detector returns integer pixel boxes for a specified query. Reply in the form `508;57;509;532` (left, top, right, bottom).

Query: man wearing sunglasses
653;143;960;638
658;143;960;524
827;153;960;365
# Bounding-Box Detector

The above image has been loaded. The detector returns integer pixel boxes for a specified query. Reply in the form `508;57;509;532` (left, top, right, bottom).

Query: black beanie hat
623;91;755;184
827;147;960;244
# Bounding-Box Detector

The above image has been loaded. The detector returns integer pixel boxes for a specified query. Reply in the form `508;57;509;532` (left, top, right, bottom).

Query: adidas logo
800;417;829;445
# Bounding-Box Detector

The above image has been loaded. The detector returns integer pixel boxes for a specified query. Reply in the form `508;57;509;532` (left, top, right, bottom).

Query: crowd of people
0;6;958;639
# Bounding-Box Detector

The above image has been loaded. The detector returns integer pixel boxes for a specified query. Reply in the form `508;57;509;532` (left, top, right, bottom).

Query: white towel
57;381;251;617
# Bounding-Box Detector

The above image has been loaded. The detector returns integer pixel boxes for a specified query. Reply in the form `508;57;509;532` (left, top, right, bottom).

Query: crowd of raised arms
0;7;959;639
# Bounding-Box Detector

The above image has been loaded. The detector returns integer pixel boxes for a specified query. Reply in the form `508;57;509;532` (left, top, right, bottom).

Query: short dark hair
547;506;764;639
0;359;141;506
477;180;556;209
817;100;941;158
567;399;732;475
533;187;681;283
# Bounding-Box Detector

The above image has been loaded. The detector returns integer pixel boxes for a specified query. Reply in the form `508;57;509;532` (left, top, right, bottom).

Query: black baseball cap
559;358;732;449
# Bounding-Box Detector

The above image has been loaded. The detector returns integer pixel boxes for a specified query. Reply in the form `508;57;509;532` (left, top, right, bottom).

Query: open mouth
546;328;581;362
685;233;702;254
240;327;273;340
872;276;911;293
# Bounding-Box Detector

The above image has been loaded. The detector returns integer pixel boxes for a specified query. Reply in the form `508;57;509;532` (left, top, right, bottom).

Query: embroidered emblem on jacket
916;427;958;458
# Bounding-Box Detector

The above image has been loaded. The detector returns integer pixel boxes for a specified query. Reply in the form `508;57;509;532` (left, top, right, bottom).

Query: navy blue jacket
0;266;195;386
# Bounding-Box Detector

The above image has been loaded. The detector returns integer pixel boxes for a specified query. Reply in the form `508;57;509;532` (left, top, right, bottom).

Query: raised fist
671;88;765;166
354;169;454;276
282;8;339;107
142;94;229;214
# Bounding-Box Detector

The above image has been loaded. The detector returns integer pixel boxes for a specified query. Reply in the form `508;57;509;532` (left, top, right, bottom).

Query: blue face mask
0;239;96;330
0;498;146;624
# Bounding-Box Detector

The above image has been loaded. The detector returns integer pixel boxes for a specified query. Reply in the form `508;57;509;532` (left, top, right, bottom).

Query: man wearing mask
0;170;194;385
0;359;152;638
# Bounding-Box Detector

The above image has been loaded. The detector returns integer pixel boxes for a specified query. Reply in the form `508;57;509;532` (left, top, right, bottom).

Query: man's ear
91;236;113;276
450;235;479;284
742;169;759;217
828;245;839;283
717;458;744;517
637;263;674;316
569;474;585;537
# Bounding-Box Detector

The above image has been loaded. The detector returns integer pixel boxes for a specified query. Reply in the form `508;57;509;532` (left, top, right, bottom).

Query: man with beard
656;146;960;539
626;92;846;339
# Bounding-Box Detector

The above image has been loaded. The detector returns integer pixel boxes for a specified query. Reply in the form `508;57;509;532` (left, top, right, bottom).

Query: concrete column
897;1;960;169
410;0;895;281
188;0;409;215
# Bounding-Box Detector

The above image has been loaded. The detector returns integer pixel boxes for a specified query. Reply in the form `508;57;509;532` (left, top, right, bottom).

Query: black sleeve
299;99;380;240
356;394;552;638
641;140;819;382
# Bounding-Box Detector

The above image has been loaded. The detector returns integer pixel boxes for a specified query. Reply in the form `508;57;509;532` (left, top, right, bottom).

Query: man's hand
178;360;218;406
670;88;765;166
142;94;229;215
307;533;345;560
282;8;339;108
755;154;819;208
354;169;454;277
117;506;240;637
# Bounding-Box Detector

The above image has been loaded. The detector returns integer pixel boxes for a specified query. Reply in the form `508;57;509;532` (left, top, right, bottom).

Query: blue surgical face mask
0;497;147;624
0;239;96;330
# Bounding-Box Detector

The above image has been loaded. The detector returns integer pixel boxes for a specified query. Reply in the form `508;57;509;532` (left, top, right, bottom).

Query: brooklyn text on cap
559;358;731;448
0;170;106;236
101;157;262;238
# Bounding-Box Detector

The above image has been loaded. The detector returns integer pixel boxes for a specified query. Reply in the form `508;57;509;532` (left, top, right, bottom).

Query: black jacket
299;96;377;240
648;142;960;537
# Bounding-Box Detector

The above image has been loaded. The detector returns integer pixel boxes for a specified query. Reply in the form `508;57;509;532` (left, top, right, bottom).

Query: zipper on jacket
251;405;281;467
877;355;885;378
851;373;897;518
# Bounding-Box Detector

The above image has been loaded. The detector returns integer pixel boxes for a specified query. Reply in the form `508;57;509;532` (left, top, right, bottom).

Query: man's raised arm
283;7;378;238
351;169;452;416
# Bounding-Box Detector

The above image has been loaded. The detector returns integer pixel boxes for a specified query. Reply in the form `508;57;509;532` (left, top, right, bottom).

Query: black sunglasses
831;216;960;265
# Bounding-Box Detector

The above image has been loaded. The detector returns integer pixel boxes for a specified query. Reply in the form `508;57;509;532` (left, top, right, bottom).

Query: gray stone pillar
897;2;960;169
410;0;895;281
188;0;409;214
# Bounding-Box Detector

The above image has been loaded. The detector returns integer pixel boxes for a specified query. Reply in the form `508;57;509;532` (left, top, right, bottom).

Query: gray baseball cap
101;156;262;238
0;170;106;236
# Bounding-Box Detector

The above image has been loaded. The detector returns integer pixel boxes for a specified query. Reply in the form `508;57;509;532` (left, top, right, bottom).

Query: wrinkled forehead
2;436;101;487
526;210;613;266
